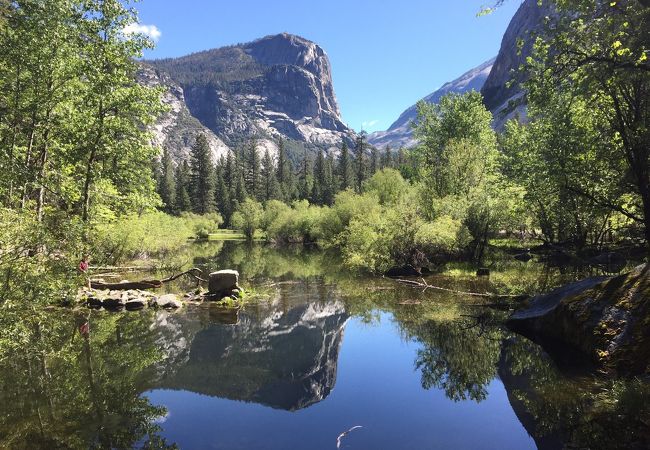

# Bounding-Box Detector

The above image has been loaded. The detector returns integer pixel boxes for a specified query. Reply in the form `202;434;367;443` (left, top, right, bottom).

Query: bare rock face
138;65;232;163
481;0;555;128
508;264;650;375
146;33;355;151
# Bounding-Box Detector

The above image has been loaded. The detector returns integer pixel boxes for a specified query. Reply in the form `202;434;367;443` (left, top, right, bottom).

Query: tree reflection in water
0;308;177;449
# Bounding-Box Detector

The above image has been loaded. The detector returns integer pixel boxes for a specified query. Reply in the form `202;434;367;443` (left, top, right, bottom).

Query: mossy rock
508;264;650;376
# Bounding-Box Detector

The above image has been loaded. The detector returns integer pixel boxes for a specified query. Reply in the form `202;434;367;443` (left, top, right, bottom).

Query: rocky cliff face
368;58;495;149
139;65;232;162
147;33;354;155
481;0;554;128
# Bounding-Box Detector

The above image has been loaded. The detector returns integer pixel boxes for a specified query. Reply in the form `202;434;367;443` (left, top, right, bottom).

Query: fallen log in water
90;268;206;291
391;277;529;301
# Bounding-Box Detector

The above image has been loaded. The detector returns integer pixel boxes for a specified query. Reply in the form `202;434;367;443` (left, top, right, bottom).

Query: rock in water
507;264;650;375
209;270;240;294
150;294;182;309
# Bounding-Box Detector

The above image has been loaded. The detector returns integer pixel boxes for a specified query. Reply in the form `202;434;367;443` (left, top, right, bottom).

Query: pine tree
214;162;230;219
311;149;325;204
382;145;393;169
297;151;313;200
323;153;336;205
224;151;235;191
397;146;406;167
337;141;353;191
354;132;367;192
276;139;295;201
189;134;215;214
174;161;191;214
158;147;176;213
244;139;261;200
370;146;379;175
261;149;279;201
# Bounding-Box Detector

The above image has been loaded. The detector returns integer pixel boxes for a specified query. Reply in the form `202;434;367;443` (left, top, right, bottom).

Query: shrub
231;198;264;240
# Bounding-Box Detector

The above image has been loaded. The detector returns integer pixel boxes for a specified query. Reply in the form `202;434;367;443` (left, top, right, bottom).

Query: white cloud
361;120;379;130
123;23;162;42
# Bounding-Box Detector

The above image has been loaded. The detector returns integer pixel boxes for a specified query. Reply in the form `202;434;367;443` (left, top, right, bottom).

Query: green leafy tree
526;0;650;254
231;197;264;240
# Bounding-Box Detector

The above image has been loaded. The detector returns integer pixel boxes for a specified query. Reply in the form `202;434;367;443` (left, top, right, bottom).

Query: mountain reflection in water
153;284;348;411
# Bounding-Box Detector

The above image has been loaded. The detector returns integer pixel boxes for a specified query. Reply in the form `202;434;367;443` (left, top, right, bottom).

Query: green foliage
231;198;264;240
362;168;409;206
90;211;222;266
520;0;650;253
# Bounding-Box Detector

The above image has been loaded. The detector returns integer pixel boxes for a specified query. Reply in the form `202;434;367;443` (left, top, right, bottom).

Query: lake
0;241;647;449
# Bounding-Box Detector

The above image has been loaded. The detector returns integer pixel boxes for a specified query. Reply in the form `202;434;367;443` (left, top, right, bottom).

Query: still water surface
1;242;647;449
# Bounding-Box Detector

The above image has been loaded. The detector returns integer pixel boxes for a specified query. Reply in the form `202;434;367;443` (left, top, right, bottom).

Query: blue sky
133;0;521;133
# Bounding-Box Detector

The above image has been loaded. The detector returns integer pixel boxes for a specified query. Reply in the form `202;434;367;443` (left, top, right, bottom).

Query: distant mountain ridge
368;58;495;149
369;0;551;149
145;33;355;160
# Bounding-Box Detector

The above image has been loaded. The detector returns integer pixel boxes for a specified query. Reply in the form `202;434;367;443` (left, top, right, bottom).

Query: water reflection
0;242;648;449
0;309;176;449
153;283;348;411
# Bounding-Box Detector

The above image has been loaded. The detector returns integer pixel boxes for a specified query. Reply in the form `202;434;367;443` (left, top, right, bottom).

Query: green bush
91;212;221;265
231;198;264;240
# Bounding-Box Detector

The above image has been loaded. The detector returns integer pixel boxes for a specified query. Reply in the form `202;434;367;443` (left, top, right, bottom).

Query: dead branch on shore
90;268;206;291
391;277;528;300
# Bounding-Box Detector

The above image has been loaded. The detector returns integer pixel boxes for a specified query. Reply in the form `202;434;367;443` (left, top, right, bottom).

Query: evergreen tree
276;139;295;201
158;147;176;213
189;134;215;214
214;162;230;219
261;149;279;201
337;141;353;191
322;153;336;205
174;161;191;214
297;151;313;200
397;147;406;167
234;171;248;206
244;139;261;200
370;146;379;175
354;132;368;192
382;145;393;169
311;149;325;204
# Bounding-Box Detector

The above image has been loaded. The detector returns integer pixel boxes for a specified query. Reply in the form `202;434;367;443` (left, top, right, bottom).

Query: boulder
125;298;147;310
150;294;182;309
507;264;650;375
102;295;126;310
208;270;240;294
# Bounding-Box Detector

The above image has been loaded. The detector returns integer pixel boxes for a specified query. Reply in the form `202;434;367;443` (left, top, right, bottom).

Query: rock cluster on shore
76;270;244;312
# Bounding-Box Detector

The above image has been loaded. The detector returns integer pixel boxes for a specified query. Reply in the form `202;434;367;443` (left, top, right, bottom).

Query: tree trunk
20;124;36;209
